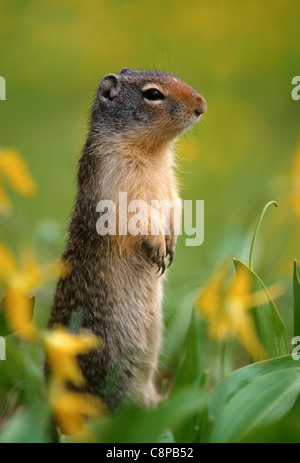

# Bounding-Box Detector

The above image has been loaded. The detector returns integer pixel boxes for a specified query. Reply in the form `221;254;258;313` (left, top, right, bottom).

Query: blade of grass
249;201;278;271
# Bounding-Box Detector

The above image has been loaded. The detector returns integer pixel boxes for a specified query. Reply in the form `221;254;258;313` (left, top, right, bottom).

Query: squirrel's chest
98;155;175;204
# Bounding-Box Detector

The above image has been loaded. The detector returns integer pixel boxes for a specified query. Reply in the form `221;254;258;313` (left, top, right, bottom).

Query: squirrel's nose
194;95;207;117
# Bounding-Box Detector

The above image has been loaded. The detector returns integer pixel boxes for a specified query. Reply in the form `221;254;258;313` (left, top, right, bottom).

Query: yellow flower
4;289;37;341
196;264;281;361
44;328;103;438
49;384;105;436
291;138;300;217
0;147;36;214
0;242;60;340
43;327;101;386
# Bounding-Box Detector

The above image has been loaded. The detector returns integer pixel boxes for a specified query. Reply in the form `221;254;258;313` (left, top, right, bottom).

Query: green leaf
233;259;288;359
171;310;204;394
157;429;175;443
0;407;49;443
208;355;300;443
293;260;300;338
209;354;297;420
238;419;300;443
91;388;206;443
239;395;300;442
0;339;47;408
170;310;205;442
248;201;278;271
162;291;195;368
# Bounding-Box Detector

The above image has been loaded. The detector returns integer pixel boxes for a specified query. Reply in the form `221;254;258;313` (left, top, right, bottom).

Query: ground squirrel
48;68;206;410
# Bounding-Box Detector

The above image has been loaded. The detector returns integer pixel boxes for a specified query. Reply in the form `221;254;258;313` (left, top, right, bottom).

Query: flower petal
0;148;37;197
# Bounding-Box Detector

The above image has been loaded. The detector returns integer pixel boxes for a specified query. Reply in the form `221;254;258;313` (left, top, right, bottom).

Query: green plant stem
249;201;279;271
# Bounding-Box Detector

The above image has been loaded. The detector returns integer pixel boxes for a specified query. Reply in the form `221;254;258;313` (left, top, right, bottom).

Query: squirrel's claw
167;251;174;268
143;236;168;276
165;235;176;268
155;251;166;277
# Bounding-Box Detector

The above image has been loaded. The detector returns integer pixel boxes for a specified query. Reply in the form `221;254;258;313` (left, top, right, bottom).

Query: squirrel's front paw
143;235;167;276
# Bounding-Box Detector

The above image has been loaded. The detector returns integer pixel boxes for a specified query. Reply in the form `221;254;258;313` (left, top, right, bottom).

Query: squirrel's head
91;68;207;149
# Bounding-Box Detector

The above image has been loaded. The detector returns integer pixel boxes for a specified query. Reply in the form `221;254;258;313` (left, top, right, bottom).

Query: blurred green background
0;0;299;376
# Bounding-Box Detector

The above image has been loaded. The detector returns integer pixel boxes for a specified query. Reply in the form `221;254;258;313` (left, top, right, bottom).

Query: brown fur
48;68;206;410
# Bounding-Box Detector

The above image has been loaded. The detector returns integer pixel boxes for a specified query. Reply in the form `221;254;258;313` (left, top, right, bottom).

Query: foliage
1;164;300;442
1;0;300;444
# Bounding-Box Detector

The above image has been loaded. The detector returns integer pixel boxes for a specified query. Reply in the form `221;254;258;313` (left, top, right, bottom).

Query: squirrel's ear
98;74;121;100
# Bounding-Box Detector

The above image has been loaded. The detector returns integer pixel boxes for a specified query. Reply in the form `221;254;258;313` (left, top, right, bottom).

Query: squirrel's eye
142;88;165;101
